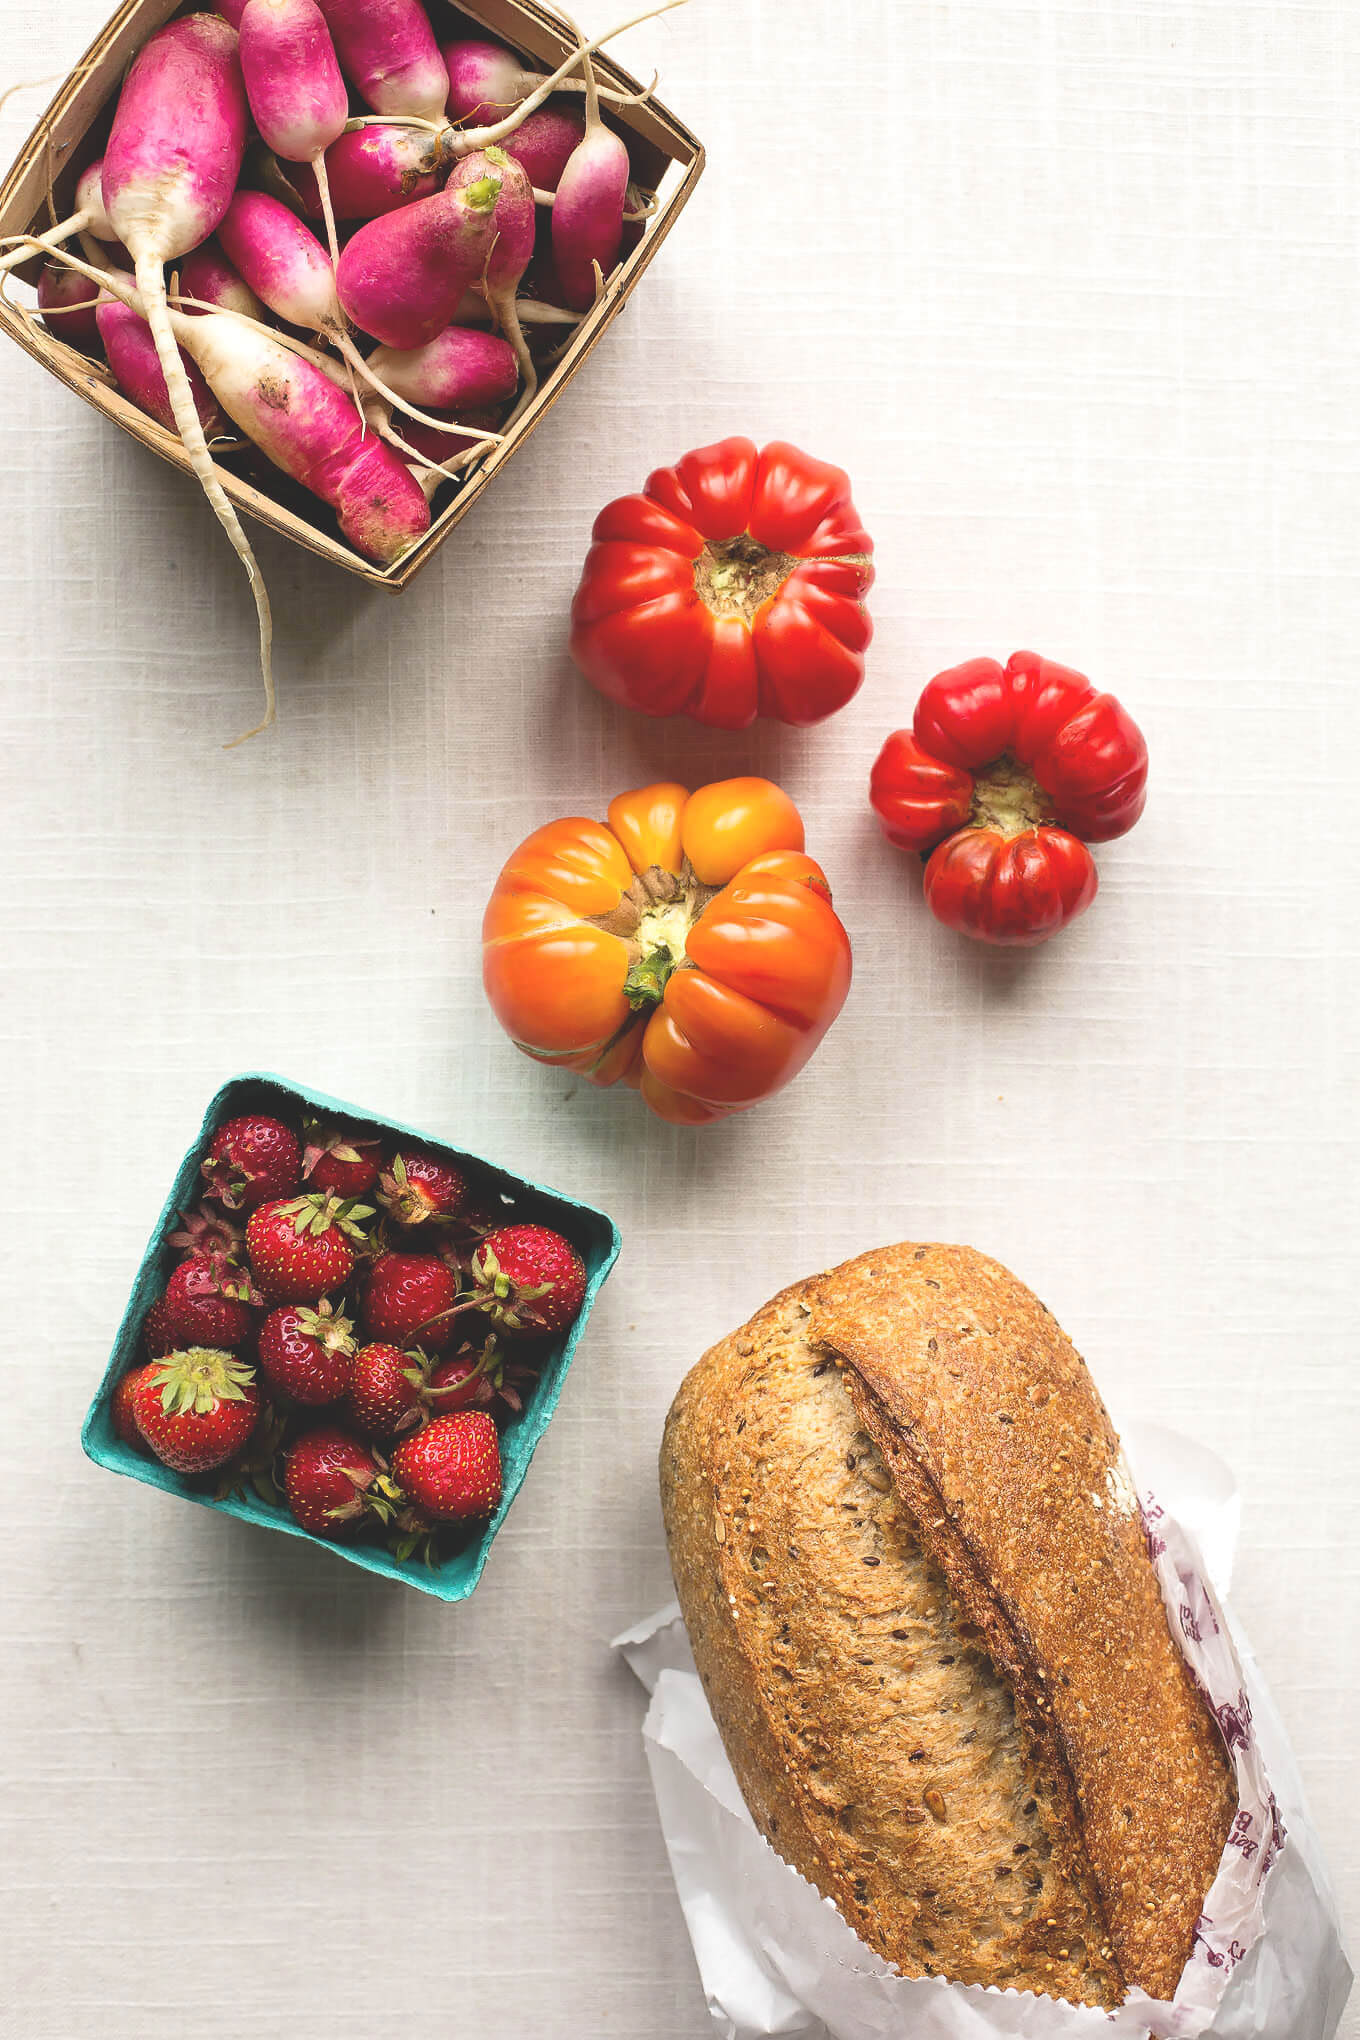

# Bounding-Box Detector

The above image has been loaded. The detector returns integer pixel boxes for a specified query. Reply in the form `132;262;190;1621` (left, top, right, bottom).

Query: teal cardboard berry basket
81;1072;621;1600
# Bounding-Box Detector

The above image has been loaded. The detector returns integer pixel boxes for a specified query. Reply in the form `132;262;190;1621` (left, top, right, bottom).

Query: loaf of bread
660;1244;1235;2008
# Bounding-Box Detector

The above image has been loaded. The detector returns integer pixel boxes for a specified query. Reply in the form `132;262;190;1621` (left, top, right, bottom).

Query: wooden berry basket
0;0;703;585
80;1072;622;1598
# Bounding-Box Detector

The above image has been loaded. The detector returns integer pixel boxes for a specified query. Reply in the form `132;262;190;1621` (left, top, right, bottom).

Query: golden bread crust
660;1246;1235;2007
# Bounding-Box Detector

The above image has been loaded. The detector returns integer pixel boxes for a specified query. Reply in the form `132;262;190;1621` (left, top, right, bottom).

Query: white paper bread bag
617;1423;1351;2040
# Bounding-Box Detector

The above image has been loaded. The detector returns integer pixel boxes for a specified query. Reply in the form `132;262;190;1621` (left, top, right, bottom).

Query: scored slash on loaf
660;1243;1236;2009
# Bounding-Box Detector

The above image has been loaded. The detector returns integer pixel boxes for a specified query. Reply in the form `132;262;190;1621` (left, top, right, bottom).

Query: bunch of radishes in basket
114;1109;587;1564
1;0;677;739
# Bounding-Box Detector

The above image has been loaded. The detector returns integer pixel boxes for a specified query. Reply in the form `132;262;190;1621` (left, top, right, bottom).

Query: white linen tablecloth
0;1;1355;2033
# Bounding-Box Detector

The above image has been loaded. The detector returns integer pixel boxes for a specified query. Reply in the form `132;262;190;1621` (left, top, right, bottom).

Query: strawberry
160;1257;259;1350
133;1348;261;1473
257;1299;357;1405
362;1251;459;1351
284;1425;392;1539
392;1411;502;1523
112;1362;159;1452
301;1118;382;1200
425;1334;541;1418
246;1193;374;1305
423;1349;487;1415
344;1341;426;1438
377;1149;467;1229
344;1331;510;1436
468;1224;586;1336
142;1293;179;1360
168;1203;248;1275
201;1113;301;1212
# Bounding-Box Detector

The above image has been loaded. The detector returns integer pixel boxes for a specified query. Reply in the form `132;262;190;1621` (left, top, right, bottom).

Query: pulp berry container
0;0;703;585
81;1072;621;1599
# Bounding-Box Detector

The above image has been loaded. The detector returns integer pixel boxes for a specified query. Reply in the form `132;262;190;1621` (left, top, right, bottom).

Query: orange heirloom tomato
568;437;874;730
481;778;853;1125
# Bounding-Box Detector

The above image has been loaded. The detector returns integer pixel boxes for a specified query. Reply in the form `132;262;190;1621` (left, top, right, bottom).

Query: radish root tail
133;252;275;747
0;72;63;116
312;155;342;275
467;0;688;151
380;418;480;484
501;295;536;406
0;208;87;275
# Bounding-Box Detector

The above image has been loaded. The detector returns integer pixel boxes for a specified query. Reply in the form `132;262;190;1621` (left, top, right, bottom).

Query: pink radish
365;325;518;412
238;0;348;264
343;4;685;168
447;146;536;398
551;39;629;310
162;198;502;447
0;160;116;276
179;311;433;559
213;189;491;436
36;263;102;348
336;169;501;349
289;123;443;221
51;245;430;564
314;0;448;123
217;189;342;336
179;239;265;321
97;297;228;440
442;38;630;123
498;102;586;191
99;14;271;737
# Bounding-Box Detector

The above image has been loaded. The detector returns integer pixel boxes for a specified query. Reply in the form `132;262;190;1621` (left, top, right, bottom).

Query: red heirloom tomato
869;651;1148;947
568;436;874;729
481;778;853;1125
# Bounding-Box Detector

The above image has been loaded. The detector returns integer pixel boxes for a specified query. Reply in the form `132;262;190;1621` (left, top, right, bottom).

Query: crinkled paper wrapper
616;1423;1351;2040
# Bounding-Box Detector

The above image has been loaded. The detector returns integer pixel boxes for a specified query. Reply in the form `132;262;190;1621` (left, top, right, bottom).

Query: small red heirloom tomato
869;651;1148;947
568;436;874;730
